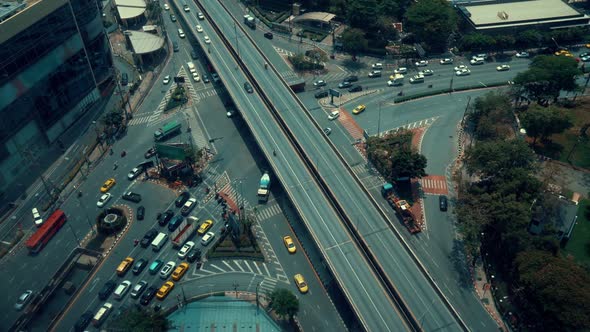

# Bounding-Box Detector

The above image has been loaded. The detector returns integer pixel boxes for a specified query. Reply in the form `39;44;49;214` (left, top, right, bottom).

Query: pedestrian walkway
192;259;287;283
255;204;282;222
336;108;364;141
420;175;449;195
272;46;294;58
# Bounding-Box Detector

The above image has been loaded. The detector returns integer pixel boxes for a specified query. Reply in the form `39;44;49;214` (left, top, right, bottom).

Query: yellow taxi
198;220;213;235
293;274;308;293
116;257;134;276
352;104;366;115
172;262;189;281
100;178;116;193
554;49;572;56
156;281;175;300
283;236;296;254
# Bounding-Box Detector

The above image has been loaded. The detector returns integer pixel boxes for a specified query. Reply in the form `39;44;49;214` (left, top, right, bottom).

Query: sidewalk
472;259;507;331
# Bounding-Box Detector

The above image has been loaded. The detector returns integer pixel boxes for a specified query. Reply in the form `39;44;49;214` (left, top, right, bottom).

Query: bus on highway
25;209;67;253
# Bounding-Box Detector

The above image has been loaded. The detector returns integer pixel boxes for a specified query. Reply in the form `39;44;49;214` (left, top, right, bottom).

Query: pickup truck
122;192;142;203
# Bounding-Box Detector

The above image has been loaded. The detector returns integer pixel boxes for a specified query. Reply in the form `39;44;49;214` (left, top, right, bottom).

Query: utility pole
256;281;261;314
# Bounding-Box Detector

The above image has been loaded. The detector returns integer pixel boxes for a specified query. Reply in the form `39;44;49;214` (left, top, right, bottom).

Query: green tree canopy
515;250;590;331
464;139;536;180
514;55;581;105
390;148;427;180
269;288;299;319
341;28;368;56
346;0;378;29
405;0;457;52
520;105;573;145
460;33;496;52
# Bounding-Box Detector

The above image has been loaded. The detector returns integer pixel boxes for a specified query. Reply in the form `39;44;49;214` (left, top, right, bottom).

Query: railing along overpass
179;0;469;331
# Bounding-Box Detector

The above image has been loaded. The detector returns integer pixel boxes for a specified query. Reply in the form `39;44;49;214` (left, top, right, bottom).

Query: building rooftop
463;0;582;26
127;30;165;54
114;0;146;20
0;0;28;22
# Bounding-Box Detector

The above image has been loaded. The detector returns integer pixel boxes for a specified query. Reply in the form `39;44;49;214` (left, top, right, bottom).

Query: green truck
154;120;181;141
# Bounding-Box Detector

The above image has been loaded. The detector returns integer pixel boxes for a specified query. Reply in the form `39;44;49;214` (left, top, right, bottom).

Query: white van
187;62;196;74
151;232;168;252
92;302;112;326
178;29;185;38
113;280;131;300
31;208;43;226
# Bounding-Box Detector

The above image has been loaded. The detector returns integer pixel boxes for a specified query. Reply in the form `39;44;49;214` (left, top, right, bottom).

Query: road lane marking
222;260;235;271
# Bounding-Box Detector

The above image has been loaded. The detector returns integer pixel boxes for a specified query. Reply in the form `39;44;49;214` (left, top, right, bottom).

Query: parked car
175;192;190;207
137;206;145;220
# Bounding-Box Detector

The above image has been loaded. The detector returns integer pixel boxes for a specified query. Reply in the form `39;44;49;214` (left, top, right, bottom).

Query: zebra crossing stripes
259;277;279;293
380;117;438;136
273;46;294;57
256;204;281;221
337;108;364;141
420;175;449;195
311;71;354;84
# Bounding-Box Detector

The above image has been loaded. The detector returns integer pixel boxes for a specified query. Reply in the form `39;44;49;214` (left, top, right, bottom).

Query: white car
97;193;112;208
226;110;236;118
456;68;471;76
409;74;425;83
178;29;185;38
328;110;340;120
163;75;170;84
582;55;590;62
183;4;190;12
201;232;215;246
313;80;326;87
440;58;453;65
454;65;468;71
14;290;33;311
496;64;511;71
32;208;43;226
515;51;529;58
420;69;434;76
160;261;176;279
127;167;141;180
394;67;407;74
415;60;428;67
387;80;400;86
195;25;203;33
371;63;383;70
192;72;200;82
178;241;195;259
197;12;205;20
164;3;169;10
204;36;210;44
470;58;484;65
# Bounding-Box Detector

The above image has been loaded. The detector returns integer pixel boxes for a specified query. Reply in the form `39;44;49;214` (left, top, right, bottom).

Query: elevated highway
181;0;470;330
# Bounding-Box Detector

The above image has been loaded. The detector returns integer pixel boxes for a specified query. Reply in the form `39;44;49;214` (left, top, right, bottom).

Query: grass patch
547;97;590;168
563;199;590;265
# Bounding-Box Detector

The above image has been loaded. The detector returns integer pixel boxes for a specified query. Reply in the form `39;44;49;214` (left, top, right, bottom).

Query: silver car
15;290;33;311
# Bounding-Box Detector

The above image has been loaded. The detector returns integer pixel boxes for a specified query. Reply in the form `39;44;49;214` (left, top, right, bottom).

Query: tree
390;148;427;180
520;105;573;145
494;35;515;53
341;28;368;57
405;0;457;52
108;306;170;331
464;139;536;180
346;0;378;29
268;288;299;320
515;250;590;331
516;29;543;48
460;33;496;52
103;111;123;127
514;55;581;105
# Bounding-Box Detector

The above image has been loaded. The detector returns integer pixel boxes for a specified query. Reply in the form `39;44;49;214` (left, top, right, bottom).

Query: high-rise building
0;0;113;201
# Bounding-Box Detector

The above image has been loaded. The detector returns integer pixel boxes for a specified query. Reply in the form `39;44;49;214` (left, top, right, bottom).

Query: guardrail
194;1;419;331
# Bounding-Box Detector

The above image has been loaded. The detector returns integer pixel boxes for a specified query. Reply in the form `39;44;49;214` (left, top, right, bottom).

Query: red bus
25;209;67;253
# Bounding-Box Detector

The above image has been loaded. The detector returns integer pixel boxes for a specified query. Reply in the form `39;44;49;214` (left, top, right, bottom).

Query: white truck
387;74;404;86
187;62;200;82
92;302;112;326
257;172;270;203
151;232;168;251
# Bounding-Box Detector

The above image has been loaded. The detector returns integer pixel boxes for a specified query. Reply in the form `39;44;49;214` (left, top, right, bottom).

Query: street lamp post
256;281;261;314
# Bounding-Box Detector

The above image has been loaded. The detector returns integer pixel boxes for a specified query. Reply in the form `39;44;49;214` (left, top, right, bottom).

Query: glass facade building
0;0;112;197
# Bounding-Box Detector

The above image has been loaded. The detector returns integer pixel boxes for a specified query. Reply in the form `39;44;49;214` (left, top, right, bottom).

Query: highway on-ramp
197;0;468;331
179;1;412;330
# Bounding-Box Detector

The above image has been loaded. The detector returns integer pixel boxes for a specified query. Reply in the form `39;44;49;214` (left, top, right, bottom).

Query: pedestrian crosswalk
310;71;355;84
278;70;299;81
273;46;294;57
349;163;386;188
255;204;282;221
337;108;365;141
420;175;449;195
379;117;438;137
192;259;286;280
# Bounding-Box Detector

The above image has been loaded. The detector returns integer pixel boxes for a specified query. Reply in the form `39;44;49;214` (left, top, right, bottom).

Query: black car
439;195;448;211
203;74;210;83
244;81;253;93
264;32;273;39
338;81;352;88
314;90;329;99
173;41;179;52
186;248;202;263
132;258;148;275
170;14;177;22
348;85;363;93
121;73;128;86
190;50;198;59
137;206;145;220
144;147;156;159
140;228;158;248
140;286;157;305
168;215;184;232
98;280;116;300
74;311;93;332
175;192;190;207
159;210;174;226
122;191;142;203
344;75;358;82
